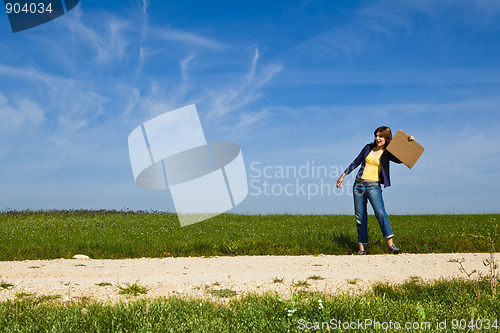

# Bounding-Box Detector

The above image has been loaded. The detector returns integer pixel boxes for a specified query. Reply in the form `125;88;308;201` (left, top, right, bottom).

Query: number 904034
5;2;54;14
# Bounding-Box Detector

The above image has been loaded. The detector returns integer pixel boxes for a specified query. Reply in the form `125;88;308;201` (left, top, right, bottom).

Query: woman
336;126;414;255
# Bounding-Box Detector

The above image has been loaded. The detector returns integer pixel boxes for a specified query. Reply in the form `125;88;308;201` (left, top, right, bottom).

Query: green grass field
1;279;499;332
1;210;499;332
0;210;498;260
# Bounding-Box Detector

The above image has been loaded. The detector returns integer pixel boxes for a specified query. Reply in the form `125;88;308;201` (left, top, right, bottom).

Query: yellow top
360;149;383;181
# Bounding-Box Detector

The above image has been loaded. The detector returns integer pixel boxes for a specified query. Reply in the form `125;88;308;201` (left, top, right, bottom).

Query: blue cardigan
344;143;402;187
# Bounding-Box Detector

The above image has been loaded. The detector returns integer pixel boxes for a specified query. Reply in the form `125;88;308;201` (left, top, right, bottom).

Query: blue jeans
353;180;394;245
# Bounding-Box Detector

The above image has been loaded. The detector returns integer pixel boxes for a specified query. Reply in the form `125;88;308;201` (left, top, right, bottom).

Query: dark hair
373;126;392;148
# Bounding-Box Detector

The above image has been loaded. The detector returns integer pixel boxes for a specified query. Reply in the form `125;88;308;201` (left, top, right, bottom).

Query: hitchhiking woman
336;126;414;255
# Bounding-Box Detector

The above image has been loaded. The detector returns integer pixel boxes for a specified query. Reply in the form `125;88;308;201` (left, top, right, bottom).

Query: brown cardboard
386;129;424;169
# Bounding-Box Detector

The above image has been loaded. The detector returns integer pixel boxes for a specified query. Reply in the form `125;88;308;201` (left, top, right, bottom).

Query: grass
0;279;499;332
210;289;238;298
0;211;499;331
272;277;285;283
0;210;499;260
15;292;35;298
117;281;149;296
0;281;14;289
292;280;310;287
37;294;61;301
347;278;359;285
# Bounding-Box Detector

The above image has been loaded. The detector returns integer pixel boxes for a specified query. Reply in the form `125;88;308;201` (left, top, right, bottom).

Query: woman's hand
408;134;415;142
336;173;346;188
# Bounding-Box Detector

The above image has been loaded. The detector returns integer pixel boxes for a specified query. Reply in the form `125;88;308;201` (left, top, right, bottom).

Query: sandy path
0;253;493;303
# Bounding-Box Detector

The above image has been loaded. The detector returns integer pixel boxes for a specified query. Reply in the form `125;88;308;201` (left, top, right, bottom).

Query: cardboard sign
386;129;424;169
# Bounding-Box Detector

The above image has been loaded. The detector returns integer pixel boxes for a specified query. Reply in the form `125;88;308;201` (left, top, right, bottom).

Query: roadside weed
118;281;148;296
0;281;14;289
292;280;310;288
209;289;237;298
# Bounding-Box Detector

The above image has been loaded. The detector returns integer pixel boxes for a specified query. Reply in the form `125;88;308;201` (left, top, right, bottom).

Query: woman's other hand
336;173;346;188
408;134;415;142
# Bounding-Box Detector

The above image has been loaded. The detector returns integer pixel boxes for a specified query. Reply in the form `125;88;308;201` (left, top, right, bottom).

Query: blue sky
0;0;499;214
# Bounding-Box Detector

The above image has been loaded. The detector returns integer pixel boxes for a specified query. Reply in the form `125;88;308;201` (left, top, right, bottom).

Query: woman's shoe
357;250;367;255
389;245;402;254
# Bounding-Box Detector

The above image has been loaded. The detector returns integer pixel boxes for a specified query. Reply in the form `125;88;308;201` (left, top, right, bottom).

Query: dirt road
0;253;492;303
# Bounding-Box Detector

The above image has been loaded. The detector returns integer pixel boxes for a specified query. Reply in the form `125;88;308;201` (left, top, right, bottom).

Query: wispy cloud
123;54;210;123
124;47;283;137
0;93;45;134
206;48;283;119
244;94;500;161
289;0;498;61
0;0;498;213
274;68;500;87
135;1;226;78
59;7;134;65
0;64;73;88
141;0;149;15
152;27;228;50
0;59;117;179
291;2;411;59
179;54;195;98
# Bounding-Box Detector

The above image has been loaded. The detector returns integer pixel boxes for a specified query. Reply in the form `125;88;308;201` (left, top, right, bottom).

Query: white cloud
274;68;500;87
290;0;499;61
141;0;149;15
206;48;283;119
59;7;133;65
153;27;227;50
121;47;283;138
0;93;45;133
0;64;74;89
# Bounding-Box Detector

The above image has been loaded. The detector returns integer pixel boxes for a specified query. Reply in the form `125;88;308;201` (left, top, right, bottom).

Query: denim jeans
353;180;394;245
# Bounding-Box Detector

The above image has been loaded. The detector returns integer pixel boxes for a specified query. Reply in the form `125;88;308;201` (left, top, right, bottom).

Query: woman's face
374;132;386;148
